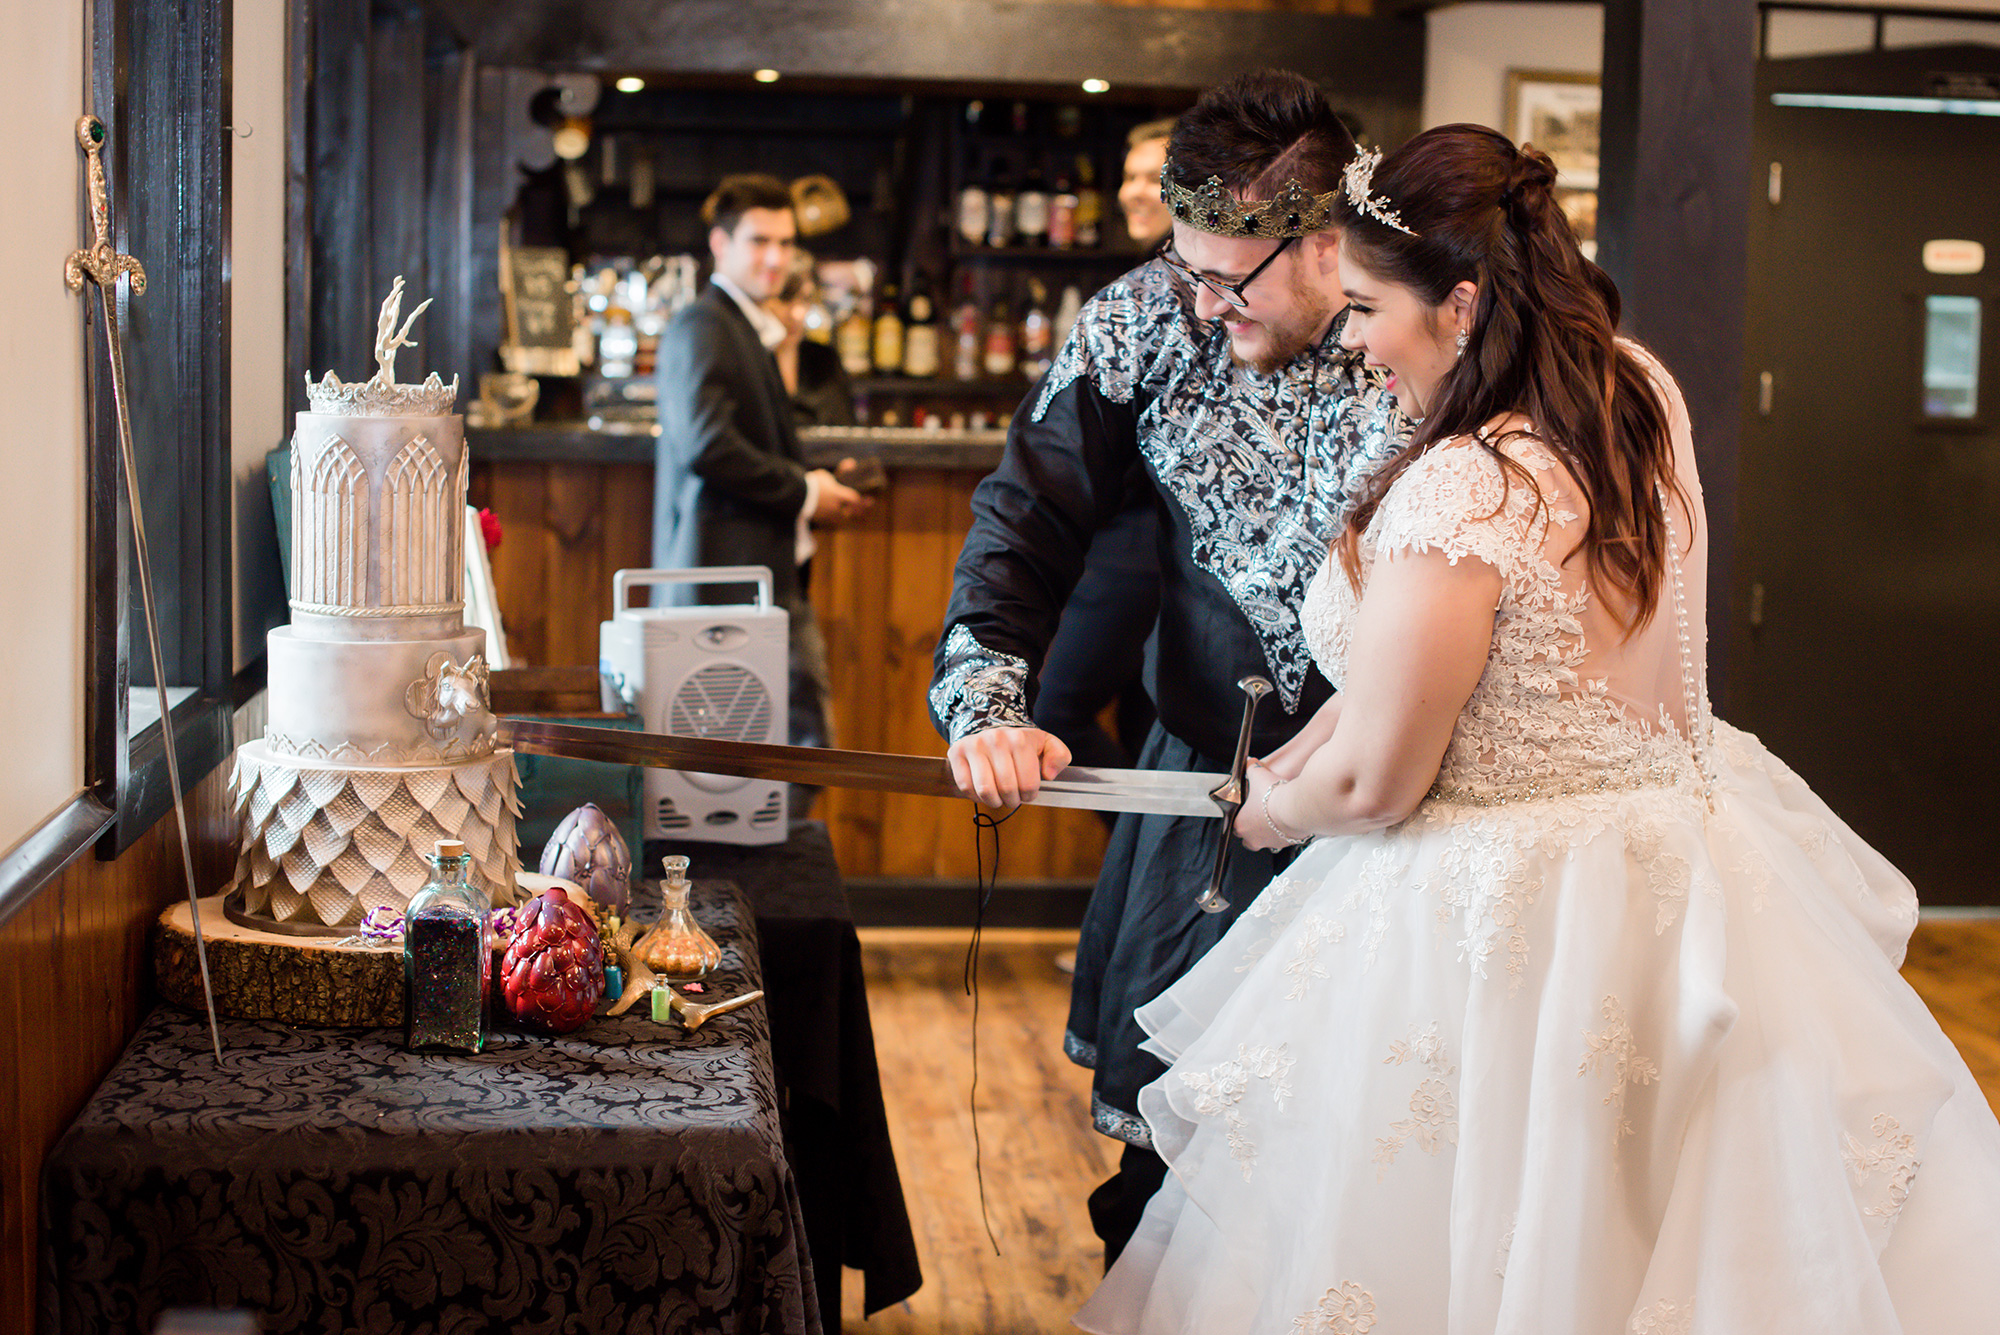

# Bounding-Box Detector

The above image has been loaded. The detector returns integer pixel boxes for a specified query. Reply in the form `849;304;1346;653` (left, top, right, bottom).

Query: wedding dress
1075;367;2000;1334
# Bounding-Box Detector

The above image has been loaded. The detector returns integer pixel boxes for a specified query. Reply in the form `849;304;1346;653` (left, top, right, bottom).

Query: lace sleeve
1367;441;1553;579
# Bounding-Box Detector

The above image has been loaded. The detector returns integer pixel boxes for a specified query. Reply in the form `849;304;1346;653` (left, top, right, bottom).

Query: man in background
1116;118;1175;250
653;174;869;768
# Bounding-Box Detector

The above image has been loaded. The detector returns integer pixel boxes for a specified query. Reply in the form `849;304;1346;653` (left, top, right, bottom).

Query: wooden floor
840;919;2000;1334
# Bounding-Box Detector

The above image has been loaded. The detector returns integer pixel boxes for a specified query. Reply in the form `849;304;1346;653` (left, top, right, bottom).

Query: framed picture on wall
1505;69;1600;258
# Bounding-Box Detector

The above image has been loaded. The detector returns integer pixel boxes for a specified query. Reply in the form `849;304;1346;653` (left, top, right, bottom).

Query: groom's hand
948;726;1072;810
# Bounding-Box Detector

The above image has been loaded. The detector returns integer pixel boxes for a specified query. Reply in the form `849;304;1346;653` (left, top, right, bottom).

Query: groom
930;70;1406;1264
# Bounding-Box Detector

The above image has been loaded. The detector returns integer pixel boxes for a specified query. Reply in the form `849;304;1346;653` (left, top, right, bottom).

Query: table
646;821;923;1319
39;882;818;1335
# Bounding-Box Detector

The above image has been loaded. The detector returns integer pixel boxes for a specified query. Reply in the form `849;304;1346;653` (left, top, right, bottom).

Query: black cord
966;805;1014;1256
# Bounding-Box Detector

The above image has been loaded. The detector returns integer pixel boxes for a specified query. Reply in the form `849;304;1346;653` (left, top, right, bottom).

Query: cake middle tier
265;625;496;764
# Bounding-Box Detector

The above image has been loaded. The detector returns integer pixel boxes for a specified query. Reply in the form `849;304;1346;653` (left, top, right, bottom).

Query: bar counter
468;423;1008;472
465;423;1109;884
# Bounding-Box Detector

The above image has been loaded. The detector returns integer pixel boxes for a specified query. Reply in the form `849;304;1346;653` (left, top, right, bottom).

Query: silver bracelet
1261;778;1312;847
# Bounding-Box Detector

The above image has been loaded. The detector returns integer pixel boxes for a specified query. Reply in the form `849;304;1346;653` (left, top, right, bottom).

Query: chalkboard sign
502;245;580;376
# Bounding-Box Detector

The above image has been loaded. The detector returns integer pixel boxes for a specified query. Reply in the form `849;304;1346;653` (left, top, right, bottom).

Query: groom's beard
1232;268;1336;375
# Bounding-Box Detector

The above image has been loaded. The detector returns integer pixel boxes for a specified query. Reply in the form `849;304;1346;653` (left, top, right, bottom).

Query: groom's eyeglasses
1153;235;1297;310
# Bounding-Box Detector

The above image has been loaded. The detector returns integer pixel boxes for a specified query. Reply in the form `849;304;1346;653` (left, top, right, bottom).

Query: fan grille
666;663;774;743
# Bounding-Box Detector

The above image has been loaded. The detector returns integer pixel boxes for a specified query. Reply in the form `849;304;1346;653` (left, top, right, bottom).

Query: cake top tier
306;276;460;418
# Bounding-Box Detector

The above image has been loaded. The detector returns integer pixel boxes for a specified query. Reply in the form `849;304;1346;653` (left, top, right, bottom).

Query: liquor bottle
403;839;489;1054
983;296;1018;377
1055;283;1084;350
986;172;1017;249
956;152;990;247
1020;278;1054;380
597;305;638;379
1074;154;1103;249
1016;167;1051;248
952;276;983;381
836;291;873;378
872;279;905;374
1049;176;1079;250
803;287;835;345
902;271;941;378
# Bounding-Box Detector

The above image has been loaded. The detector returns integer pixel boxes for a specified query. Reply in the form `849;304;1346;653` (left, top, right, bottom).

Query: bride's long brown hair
1336;124;1686;632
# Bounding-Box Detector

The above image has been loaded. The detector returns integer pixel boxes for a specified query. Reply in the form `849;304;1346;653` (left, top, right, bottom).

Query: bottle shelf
947;241;1133;264
851;375;1031;396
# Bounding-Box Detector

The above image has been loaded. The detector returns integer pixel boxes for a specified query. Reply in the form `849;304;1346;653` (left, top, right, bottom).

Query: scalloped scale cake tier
264;625;495;764
224;741;522;931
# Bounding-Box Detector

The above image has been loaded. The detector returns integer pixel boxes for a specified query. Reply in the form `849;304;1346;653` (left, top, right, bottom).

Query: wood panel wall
811;470;1111;882
470;457;1109;880
0;765;235;1330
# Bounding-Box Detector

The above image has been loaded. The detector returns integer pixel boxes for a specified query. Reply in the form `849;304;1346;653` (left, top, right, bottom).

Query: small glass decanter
403;838;490;1053
641;854;720;984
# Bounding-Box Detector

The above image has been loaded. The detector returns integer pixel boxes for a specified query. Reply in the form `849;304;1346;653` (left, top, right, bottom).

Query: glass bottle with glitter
640;855;720;983
403;838;490;1053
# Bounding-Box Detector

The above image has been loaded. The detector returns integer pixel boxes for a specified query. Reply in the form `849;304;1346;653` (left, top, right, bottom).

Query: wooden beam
1597;0;1756;707
416;0;1426;104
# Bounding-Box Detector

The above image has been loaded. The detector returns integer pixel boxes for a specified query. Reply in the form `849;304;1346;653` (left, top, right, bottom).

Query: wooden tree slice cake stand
155;896;405;1028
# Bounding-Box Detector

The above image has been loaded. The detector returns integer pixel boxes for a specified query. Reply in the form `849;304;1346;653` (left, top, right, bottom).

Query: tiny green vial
403;839;490;1053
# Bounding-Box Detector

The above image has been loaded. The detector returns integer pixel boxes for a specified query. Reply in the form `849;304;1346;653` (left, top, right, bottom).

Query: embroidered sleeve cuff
930;625;1035;742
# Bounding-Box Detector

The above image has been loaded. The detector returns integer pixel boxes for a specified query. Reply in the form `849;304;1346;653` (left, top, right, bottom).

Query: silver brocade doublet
933;262;1404;738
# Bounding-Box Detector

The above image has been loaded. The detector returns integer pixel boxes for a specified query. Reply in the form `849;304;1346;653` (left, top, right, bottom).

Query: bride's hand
1234;760;1291;852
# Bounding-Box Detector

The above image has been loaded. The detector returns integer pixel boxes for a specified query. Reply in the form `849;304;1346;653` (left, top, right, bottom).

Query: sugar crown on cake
306;277;460;417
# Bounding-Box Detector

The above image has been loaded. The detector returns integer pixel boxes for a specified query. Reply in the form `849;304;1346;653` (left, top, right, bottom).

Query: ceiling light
754;69;781;84
1081;78;1110;95
614;76;644;94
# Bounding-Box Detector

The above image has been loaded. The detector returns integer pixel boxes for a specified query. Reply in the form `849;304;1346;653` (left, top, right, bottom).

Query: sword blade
96;286;225;1061
496;719;1228;818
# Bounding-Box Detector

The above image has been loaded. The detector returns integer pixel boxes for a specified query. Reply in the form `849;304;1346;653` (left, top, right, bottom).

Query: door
1736;44;2000;905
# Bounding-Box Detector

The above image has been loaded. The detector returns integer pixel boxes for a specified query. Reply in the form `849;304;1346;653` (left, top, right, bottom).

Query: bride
1075;124;2000;1334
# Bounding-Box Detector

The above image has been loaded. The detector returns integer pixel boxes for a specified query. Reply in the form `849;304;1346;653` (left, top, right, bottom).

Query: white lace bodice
1301;397;1710;807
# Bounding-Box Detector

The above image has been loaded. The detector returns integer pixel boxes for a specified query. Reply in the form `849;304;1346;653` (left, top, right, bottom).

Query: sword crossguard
1196;674;1274;914
64;115;146;298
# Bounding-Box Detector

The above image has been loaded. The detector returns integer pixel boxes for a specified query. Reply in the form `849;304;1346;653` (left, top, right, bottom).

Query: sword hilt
1197;675;1273;914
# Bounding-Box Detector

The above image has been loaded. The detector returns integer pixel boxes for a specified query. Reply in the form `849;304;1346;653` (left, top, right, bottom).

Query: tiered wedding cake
224;281;521;934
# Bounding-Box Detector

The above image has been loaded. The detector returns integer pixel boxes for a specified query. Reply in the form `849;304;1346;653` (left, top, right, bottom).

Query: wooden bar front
468;440;1109;882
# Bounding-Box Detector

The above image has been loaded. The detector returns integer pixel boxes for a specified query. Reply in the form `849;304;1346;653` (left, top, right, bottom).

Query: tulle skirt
1075;722;2000;1335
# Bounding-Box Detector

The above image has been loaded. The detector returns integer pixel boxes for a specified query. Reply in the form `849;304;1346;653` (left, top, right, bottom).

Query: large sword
496;675;1274;911
65;114;224;1059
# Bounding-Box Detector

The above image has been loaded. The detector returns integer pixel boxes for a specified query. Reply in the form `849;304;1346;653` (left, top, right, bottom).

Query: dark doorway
1736;42;2000;905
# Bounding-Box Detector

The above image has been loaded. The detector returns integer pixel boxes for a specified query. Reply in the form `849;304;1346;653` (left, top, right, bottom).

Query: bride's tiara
1341;148;1419;238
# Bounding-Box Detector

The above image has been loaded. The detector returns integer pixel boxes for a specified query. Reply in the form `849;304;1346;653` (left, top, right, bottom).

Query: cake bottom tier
225;739;522;932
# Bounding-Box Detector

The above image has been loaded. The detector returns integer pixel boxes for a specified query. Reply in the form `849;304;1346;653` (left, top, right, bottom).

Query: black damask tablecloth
39;882;819;1335
645;821;923;1319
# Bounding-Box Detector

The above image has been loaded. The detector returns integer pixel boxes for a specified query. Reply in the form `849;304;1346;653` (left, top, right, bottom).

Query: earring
1454;329;1469;357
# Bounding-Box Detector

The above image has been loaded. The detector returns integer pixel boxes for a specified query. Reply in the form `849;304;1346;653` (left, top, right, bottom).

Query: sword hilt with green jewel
64;115;146;299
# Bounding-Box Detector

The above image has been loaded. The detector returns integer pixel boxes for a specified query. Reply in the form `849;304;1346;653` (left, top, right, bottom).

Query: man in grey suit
653;174;869;760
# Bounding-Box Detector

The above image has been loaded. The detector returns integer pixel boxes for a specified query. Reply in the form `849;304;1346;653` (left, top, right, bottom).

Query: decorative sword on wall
499;675;1276;915
66;113;224;1060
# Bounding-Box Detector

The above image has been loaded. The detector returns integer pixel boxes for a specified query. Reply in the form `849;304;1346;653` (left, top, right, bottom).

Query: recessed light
614;76;644;94
754;69;781;84
1081;78;1110;95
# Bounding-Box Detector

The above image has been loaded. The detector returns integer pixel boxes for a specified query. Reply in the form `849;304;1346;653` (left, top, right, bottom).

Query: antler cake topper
307;276;459;417
372;276;433;390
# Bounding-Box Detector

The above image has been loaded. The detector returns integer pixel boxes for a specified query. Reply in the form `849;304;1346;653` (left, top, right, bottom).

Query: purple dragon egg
539;803;632;915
